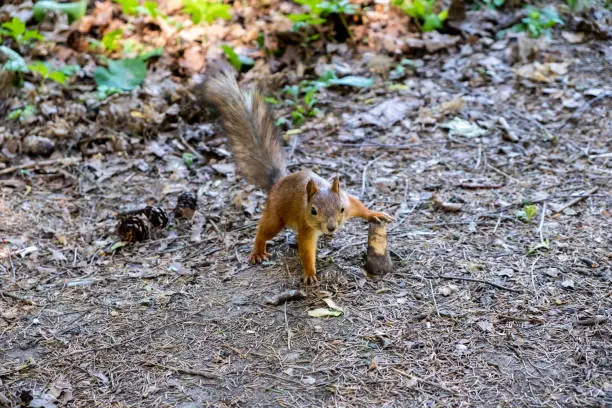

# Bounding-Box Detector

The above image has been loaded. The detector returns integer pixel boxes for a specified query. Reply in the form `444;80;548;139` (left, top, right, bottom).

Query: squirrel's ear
306;179;318;200
331;176;341;194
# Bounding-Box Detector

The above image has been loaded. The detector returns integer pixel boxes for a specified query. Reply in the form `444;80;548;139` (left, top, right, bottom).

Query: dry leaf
308;308;343;318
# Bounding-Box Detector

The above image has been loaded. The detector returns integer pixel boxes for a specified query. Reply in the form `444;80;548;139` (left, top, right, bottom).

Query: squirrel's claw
369;211;394;224
301;274;319;286
248;251;271;264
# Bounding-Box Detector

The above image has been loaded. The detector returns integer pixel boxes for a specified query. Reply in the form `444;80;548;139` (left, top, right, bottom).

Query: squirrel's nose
327;225;336;233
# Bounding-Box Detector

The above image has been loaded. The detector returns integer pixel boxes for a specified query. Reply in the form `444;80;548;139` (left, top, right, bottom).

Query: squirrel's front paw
301;273;319;286
369;211;394;224
248;251;270;264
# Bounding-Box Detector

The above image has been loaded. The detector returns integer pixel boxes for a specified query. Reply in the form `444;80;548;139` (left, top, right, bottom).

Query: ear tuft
306;179;318;200
331;176;341;194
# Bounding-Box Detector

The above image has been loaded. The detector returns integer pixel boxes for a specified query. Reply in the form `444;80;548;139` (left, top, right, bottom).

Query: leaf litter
0;0;610;407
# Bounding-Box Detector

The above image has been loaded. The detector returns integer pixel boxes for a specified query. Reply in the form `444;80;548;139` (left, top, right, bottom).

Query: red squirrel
206;71;392;284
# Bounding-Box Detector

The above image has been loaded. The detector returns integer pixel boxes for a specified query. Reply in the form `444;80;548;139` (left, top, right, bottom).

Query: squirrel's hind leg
249;210;284;264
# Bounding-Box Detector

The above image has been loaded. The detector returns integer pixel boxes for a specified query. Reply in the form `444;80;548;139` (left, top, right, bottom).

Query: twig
537;202;547;244
8;249;15;282
428;279;440;317
0;291;38;306
529;257;539;299
284;301;291;350
458;182;504;190
0;157;81;176
552;187;599;214
390;367;456;395
143;360;219;379
423;274;522;293
177;119;203;159
361;153;387;198
486;163;520;183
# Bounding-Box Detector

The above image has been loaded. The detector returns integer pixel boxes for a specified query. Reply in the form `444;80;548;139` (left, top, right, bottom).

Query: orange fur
206;72;393;284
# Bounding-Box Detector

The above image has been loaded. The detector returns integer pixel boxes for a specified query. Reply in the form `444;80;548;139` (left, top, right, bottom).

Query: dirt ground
1;7;611;408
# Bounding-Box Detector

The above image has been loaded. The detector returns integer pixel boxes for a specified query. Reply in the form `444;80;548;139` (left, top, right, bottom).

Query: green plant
288;0;359;37
33;0;87;23
0;18;43;45
114;0;139;15
0;45;28;72
7;104;36;122
516;204;537;222
94;58;147;99
28;61;79;85
393;0;448;32
137;1;162;18
103;29;123;52
221;45;254;72
500;6;563;38
182;0;231;24
280;71;373;126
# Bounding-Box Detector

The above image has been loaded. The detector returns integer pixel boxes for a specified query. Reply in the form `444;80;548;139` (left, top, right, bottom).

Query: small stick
498;117;519;142
177;119;203;159
361;153;387;198
143;360;219;379
428;280;440;317
486;163;520;183
391;367;456;395
423;274;522;293
537;202;547;244
0;291;38;306
0;157;81;176
458;182;504;190
553;187;599;214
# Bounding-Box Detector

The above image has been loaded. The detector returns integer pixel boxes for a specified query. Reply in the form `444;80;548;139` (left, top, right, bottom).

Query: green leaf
183;0;231;24
113;0;139;15
139;47;163;61
516;204;538;222
22;30;44;42
182;152;195;167
328;75;374;88
221;44;242;71
422;14;442;31
94;58;147;92
48;71;68;84
33;0;87;23
1;18;26;38
58;64;80;76
28;61;50;77
138;1;161;18
291;110;305;126
0;46;28;72
264;97;279;104
102;29;123;52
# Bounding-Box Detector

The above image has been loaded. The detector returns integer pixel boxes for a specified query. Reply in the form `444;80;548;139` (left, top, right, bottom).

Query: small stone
543;268;560;278
497;268;514;278
561;279;575;289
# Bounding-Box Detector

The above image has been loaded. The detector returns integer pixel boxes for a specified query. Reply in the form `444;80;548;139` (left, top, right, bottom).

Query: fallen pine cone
175;190;197;219
116;215;150;242
144;206;168;229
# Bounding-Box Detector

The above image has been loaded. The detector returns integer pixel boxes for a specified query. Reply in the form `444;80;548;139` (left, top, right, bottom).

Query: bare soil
1;18;611;408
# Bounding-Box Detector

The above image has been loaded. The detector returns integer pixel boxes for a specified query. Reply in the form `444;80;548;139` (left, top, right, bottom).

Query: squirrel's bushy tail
205;71;286;192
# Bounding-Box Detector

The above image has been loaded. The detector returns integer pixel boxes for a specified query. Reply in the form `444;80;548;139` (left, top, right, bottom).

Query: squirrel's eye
311;207;317;216
341;207;345;213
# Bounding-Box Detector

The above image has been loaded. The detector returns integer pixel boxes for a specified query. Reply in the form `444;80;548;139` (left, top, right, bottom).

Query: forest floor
1;1;611;407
